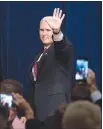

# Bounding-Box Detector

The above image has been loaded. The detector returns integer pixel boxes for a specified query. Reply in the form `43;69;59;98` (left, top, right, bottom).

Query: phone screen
0;94;13;108
75;59;88;81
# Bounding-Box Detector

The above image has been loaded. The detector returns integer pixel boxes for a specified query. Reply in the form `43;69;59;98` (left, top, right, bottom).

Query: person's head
0;105;10;129
62;101;101;129
0;79;23;95
0;79;23;122
39;19;53;47
71;81;91;102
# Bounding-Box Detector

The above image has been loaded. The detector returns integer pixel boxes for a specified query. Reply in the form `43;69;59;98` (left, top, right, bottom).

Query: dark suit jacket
26;110;62;129
28;36;74;121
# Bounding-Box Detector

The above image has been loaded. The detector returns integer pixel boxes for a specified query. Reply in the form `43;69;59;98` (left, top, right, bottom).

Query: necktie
33;62;38;77
33;48;47;77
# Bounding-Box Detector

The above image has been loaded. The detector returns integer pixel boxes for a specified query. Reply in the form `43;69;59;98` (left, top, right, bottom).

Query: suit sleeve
27;81;35;109
54;36;73;66
27;69;36;114
54;36;75;101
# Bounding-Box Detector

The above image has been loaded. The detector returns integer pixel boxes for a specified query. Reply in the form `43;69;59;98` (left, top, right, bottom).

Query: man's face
39;20;53;46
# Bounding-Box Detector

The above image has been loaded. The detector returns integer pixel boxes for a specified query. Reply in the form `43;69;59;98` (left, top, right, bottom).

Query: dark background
0;1;102;96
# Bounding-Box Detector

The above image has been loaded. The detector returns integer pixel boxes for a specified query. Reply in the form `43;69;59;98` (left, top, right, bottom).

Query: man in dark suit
28;8;74;121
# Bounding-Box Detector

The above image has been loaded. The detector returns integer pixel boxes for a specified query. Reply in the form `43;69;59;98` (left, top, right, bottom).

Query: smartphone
75;58;88;81
0;94;13;108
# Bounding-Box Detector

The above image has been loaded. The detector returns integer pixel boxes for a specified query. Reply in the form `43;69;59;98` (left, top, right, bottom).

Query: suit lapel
37;44;54;76
28;50;43;81
28;44;54;81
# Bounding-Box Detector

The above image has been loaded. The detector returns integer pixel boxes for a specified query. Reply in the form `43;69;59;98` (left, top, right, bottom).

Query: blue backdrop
0;1;102;96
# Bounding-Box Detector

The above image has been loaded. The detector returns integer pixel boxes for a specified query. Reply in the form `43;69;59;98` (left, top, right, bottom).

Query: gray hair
62;101;101;129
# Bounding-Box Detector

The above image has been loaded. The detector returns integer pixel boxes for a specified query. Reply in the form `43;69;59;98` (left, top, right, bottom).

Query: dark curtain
65;1;102;92
0;1;102;97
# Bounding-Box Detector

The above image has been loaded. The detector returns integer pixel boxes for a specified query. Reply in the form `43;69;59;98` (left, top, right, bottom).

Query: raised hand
12;92;34;119
43;8;65;33
12;92;31;110
87;68;97;92
87;68;96;86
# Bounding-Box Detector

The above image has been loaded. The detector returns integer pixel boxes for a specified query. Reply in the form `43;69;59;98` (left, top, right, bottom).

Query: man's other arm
53;31;73;66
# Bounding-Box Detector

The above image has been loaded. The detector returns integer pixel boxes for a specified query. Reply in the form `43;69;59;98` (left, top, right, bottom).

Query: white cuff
53;31;63;41
90;90;102;103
